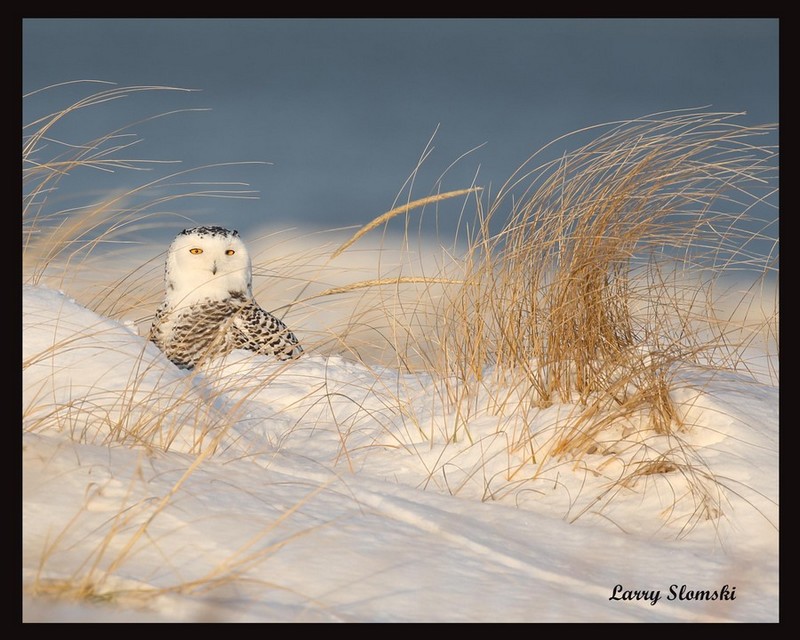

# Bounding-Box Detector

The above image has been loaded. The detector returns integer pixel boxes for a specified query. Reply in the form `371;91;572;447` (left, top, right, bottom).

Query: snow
22;278;778;622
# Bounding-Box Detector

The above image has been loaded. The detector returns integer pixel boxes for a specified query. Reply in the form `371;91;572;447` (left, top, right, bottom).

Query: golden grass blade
331;187;482;259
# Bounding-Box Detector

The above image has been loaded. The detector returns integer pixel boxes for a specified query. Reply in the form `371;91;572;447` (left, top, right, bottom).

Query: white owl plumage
150;226;302;369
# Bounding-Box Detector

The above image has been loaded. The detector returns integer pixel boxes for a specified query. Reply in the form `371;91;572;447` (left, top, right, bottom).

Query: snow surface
22;283;778;622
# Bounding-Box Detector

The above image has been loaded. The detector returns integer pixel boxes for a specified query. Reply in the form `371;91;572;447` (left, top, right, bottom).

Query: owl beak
211;261;218;275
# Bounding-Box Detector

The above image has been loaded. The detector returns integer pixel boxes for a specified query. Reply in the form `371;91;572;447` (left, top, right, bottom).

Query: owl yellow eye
189;248;203;255
225;249;236;256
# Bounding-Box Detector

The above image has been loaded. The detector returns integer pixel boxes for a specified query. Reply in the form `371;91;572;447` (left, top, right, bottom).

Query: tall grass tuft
425;111;777;444
324;110;777;526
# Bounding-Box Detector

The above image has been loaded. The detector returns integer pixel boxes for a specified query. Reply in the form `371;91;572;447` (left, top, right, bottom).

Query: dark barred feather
150;293;302;370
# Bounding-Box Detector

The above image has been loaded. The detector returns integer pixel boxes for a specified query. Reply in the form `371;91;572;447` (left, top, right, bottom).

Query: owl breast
151;297;248;369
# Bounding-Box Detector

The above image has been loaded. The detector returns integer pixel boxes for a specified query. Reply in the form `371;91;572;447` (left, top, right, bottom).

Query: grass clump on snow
324;109;777;527
431;111;777;443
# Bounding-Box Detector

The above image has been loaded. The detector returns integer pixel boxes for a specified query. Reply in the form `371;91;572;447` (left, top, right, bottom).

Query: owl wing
231;301;303;360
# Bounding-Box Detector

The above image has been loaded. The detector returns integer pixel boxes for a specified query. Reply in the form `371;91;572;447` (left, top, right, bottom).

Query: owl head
164;226;253;306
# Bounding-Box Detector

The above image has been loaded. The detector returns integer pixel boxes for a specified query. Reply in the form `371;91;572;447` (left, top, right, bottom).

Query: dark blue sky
23;19;778;242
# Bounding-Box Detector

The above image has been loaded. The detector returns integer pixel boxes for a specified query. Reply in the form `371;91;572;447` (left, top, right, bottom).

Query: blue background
23;19;779;247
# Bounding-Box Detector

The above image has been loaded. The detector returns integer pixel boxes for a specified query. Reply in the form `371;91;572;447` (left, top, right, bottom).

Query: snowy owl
150;226;302;369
